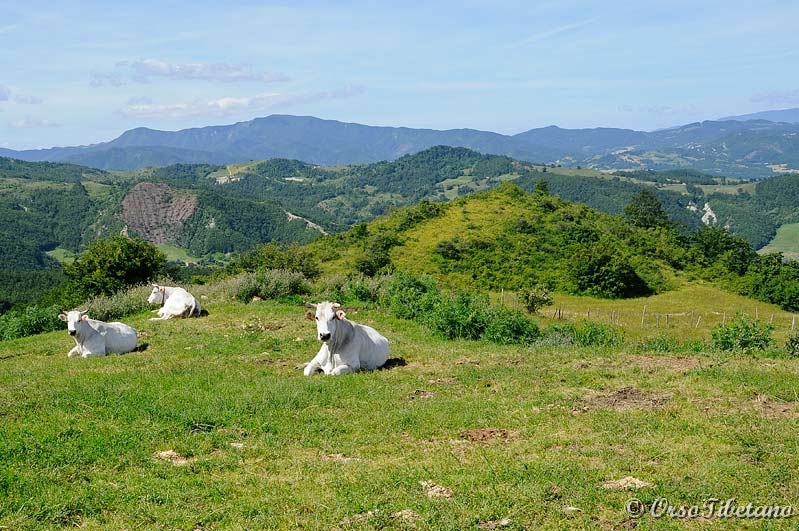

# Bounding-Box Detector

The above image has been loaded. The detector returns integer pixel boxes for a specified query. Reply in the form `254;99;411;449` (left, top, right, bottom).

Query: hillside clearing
760;222;799;260
1;296;798;530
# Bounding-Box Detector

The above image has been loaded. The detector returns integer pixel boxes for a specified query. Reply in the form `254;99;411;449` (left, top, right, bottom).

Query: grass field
2;288;799;530
759;222;799;261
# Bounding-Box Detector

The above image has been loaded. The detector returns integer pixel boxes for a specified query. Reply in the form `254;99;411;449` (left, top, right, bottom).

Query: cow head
147;285;166;305
305;301;346;342
58;310;88;336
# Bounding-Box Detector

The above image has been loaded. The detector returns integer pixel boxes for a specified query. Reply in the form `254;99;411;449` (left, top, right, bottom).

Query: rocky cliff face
121;182;198;243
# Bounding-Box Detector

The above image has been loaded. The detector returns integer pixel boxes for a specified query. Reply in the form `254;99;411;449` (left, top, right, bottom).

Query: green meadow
760;222;799;261
2;285;799;530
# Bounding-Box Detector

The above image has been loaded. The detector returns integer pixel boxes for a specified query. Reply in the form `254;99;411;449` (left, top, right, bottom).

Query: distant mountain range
3;109;799;178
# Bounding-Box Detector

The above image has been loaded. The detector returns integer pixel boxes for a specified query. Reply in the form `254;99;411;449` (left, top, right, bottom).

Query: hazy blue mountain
5;114;799;177
720;108;799;123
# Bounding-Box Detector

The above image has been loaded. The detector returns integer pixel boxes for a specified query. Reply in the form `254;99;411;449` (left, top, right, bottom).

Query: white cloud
14;94;43;105
510;20;593;48
750;89;799;106
91;59;290;87
10;117;60;128
119;86;362;120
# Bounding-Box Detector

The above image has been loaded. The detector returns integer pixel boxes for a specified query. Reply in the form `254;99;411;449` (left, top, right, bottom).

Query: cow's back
95;320;138;354
353;322;389;370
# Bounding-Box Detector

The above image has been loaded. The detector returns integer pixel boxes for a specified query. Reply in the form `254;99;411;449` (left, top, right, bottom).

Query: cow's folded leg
331;364;356;375
67;346;81;358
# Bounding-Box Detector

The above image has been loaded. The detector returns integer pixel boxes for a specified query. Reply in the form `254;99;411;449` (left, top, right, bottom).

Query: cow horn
303;302;317;309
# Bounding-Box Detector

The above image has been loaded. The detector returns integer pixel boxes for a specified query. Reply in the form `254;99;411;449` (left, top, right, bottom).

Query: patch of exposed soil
121;182;198;243
460;428;519;442
601;476;654;490
152;449;192;466
420;480;453;498
753;393;799;418
583;387;671;411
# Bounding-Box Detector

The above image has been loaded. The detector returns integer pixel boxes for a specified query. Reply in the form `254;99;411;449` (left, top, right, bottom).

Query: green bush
62;235;166;304
219;270;311;303
381;271;441;321
83;285;153;322
426;291;492;341
786;332;799;358
537;321;623;348
711;313;774;353
571;321;624;347
317;274;387;305
0;304;62;341
518;285;553;314
483;307;540;345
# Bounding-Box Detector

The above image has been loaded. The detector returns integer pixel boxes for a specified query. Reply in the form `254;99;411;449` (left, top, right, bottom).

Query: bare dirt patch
601;476;655;490
152;449;192;466
420;480;453;498
753;393;799;418
121;182;198;243
408;389;435;400
460;428;519;442
583;387;671;411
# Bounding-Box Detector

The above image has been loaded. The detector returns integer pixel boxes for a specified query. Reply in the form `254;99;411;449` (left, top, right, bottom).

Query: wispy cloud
750;89;799;106
618;103;699;116
14;94;43;104
0;85;9;102
11;117;61;128
91;59;290;87
510;20;593;47
119;85;363;120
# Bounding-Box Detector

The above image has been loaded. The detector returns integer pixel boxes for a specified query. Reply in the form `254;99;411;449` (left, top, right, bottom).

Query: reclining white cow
59;310;138;358
148;284;202;320
303;301;390;375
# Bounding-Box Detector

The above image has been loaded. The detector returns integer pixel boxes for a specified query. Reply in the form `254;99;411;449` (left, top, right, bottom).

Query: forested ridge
3;148;799;310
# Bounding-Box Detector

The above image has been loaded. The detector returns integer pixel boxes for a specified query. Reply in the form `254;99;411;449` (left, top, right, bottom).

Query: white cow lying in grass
147;284;202;320
59;310;138;358
303;301;390;375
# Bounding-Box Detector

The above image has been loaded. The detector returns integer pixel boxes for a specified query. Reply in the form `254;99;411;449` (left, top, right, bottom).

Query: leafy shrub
62;235;166;304
381;271;441;321
634;334;681;353
426;291;492;341
483;307;540;345
218;270;310;303
316;274;387;305
518;285;554;314
83;285;153;322
786;332;799;358
537;321;622;348
571;321;624;347
0;304;62;341
711;313;774;353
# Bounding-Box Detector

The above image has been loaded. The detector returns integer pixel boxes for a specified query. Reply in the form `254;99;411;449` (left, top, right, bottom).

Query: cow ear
305;310;316;321
81;314;89;321
58;312;68;321
336;310;346;320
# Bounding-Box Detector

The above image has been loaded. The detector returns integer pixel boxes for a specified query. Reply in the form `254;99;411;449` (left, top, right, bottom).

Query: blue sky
1;0;798;150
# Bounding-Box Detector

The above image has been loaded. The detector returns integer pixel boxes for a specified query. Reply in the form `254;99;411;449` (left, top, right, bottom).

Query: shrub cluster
219;270;311;303
381;272;540;345
0;304;63;341
711;313;774;353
